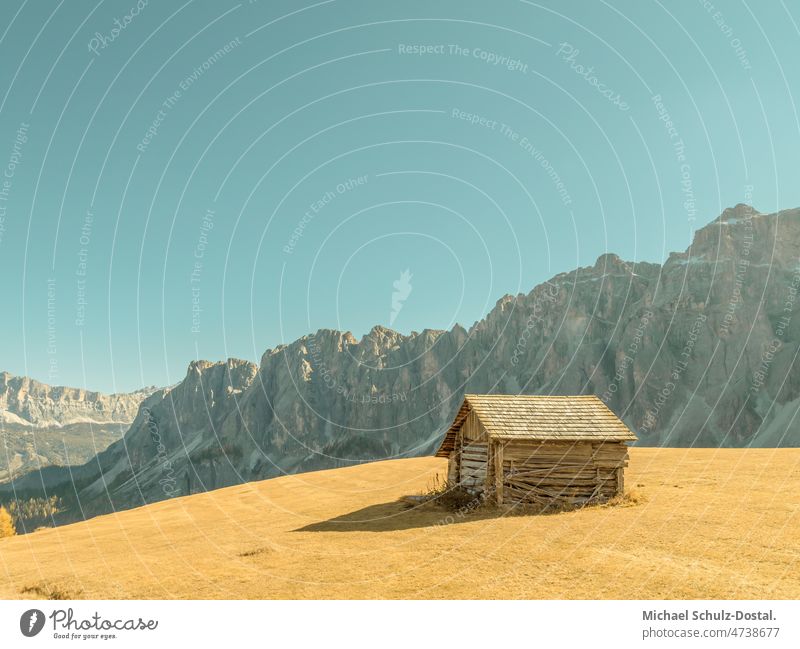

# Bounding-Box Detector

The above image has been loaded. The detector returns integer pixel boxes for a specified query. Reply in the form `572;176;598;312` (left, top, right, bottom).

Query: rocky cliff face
0;374;155;481
4;205;800;522
0;372;152;427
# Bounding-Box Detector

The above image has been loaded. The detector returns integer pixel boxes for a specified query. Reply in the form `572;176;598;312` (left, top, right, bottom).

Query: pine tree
0;505;15;538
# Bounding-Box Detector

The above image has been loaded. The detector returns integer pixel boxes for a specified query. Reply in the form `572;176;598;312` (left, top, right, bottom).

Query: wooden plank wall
461;411;488;442
447;411;490;494
459;442;488;492
499;440;629;505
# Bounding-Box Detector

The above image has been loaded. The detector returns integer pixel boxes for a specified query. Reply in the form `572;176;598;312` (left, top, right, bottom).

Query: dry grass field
1;448;798;599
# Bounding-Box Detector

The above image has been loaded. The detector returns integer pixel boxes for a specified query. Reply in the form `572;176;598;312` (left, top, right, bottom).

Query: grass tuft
21;580;84;600
599;488;646;508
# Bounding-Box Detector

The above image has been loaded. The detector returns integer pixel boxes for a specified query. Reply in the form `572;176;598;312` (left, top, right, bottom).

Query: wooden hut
436;394;637;506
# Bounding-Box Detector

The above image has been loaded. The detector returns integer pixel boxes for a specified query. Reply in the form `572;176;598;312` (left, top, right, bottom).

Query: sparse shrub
419;473;486;512
0;506;15;538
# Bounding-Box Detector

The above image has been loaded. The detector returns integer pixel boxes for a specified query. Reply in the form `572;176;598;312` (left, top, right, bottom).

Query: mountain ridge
0;374;155;482
3;204;799;527
0;371;156;427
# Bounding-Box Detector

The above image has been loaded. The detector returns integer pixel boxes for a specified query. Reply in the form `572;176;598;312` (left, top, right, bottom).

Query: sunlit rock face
0;372;154;481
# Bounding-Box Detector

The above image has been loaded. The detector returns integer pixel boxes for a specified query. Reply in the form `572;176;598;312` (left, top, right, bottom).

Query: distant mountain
3;204;800;526
0;373;155;481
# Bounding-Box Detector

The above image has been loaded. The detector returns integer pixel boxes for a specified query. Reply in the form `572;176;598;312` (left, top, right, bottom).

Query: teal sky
1;1;799;393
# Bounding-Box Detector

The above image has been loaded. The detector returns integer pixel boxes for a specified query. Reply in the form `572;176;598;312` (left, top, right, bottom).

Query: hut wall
459;442;488;492
497;440;629;505
450;411;490;493
461;411;488;442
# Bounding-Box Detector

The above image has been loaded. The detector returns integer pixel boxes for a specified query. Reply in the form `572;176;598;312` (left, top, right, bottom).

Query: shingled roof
435;394;637;457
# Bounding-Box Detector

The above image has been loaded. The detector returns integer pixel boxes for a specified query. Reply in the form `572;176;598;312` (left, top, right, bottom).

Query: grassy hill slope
0;448;797;599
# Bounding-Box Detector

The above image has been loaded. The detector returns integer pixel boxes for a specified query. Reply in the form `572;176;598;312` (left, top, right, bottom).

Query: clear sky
1;0;799;393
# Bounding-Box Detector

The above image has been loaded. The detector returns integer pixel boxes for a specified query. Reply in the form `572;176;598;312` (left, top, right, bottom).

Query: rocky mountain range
0;373;154;481
2;204;799;526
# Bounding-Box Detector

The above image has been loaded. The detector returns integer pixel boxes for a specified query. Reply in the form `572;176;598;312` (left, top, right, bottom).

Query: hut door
459;442;488;493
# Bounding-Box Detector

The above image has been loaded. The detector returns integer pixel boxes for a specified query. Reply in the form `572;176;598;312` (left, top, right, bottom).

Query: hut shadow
294;498;498;533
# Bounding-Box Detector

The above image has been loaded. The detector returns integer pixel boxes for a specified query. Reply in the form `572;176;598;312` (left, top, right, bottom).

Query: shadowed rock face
4;205;800;523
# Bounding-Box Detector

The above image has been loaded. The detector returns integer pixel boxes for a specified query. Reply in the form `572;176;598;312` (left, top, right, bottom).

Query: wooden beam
484;441;493;495
456;428;462;485
494;441;504;505
447;451;458;484
616;466;624;496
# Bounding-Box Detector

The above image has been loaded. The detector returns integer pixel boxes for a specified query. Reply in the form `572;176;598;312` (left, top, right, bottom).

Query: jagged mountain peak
594;252;628;269
682;203;800;270
715;202;761;223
